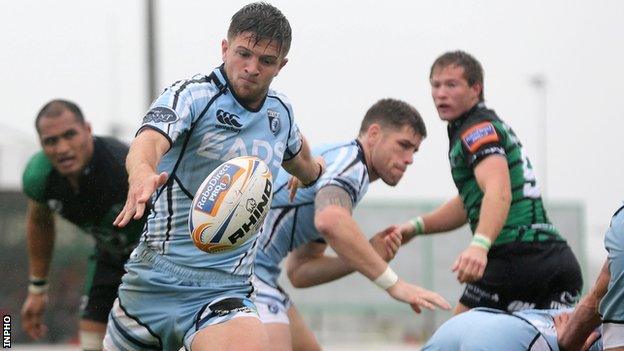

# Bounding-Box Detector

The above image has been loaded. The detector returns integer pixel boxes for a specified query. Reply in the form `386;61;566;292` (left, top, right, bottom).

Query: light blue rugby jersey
254;140;370;287
138;65;302;274
423;308;603;351
600;203;624;323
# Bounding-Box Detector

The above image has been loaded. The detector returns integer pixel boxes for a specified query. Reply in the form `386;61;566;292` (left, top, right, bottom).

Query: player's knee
80;330;105;351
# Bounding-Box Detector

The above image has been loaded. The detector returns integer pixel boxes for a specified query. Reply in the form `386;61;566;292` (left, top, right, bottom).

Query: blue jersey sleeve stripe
262;207;295;250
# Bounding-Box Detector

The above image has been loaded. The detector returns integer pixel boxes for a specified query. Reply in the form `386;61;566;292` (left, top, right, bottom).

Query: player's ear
273;57;288;78
470;82;482;100
279;57;288;69
366;123;382;143
221;39;229;62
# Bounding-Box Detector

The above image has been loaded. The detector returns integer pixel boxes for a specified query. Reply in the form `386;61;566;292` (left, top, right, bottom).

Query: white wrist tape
374;266;399;290
28;276;49;294
28;282;49;294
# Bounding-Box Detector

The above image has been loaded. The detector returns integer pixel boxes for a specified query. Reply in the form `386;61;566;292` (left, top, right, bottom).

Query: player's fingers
287;177;298;202
410;303;422;314
451;256;461;272
581;330;600;351
157;172;168;187
386;235;400;251
423;291;452;310
115;205;136;227
389;230;402;246
414;296;435;311
133;202;146;220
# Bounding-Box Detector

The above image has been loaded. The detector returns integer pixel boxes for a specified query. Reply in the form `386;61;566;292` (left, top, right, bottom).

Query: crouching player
422;307;602;351
558;203;624;351
253;98;451;351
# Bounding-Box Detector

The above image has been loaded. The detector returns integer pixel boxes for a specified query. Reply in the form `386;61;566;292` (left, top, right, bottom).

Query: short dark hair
35;99;85;133
430;50;485;101
228;2;292;57
358;98;427;138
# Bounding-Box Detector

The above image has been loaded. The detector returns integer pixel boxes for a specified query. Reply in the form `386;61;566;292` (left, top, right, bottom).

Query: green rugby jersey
447;102;564;245
22;137;145;259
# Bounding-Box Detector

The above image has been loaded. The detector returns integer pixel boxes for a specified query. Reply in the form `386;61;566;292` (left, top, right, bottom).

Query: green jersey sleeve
22;152;53;204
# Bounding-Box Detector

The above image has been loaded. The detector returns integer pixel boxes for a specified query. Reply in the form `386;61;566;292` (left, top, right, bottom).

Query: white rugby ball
189;156;273;254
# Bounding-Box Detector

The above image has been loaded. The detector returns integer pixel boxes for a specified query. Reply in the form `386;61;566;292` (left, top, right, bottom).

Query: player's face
222;32;288;109
370;125;422;186
430;64;481;121
37;110;94;179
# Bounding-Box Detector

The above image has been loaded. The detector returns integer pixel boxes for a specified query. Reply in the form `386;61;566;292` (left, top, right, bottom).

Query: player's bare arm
452;154;511;284
114;128;169;227
400;195;468;244
558;261;610;350
282;136;324;189
21;200;55;340
286;225;402;288
314;186;451;312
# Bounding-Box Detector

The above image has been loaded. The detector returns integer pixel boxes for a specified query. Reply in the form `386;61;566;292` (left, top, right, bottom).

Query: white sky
2;0;623;274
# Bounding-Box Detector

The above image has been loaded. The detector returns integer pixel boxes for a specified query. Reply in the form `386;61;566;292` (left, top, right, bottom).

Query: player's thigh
192;316;269;351
287;305;321;351
264;323;292;351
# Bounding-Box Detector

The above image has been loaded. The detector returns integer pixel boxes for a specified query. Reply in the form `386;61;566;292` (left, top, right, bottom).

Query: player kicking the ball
254;98;451;351
104;3;323;351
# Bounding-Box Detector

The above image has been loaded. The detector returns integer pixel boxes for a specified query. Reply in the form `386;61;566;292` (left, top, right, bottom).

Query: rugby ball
189;156;273;253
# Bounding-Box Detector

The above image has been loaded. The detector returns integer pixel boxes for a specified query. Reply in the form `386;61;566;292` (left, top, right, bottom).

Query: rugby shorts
253;276;292;325
459;241;582;311
103;243;258;350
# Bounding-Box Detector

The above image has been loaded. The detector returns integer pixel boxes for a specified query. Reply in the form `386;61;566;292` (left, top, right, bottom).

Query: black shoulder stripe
172;75;212;110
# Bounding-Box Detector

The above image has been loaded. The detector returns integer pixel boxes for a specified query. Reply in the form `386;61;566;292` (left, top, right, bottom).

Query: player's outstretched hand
386;280;451;313
370;225;402;261
21;293;49;340
114;168;168;227
451;245;488;283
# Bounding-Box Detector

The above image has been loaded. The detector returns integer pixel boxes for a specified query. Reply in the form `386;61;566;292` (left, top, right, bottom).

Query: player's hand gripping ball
189;156;273;253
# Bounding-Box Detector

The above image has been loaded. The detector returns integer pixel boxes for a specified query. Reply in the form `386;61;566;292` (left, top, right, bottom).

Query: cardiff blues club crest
267;109;281;135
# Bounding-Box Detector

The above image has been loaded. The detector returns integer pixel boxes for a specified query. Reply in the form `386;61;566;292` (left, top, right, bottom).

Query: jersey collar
216;64;267;113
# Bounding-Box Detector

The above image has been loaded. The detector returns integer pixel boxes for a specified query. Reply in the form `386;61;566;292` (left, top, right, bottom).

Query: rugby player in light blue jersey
422;307;603;351
558;204;624;351
103;4;324;351
254;99;451;351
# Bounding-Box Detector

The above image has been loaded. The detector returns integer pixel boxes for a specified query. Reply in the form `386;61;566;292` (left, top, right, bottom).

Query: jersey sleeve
315;146;368;204
460;121;506;167
22;152;53;204
280;100;303;161
139;75;217;147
